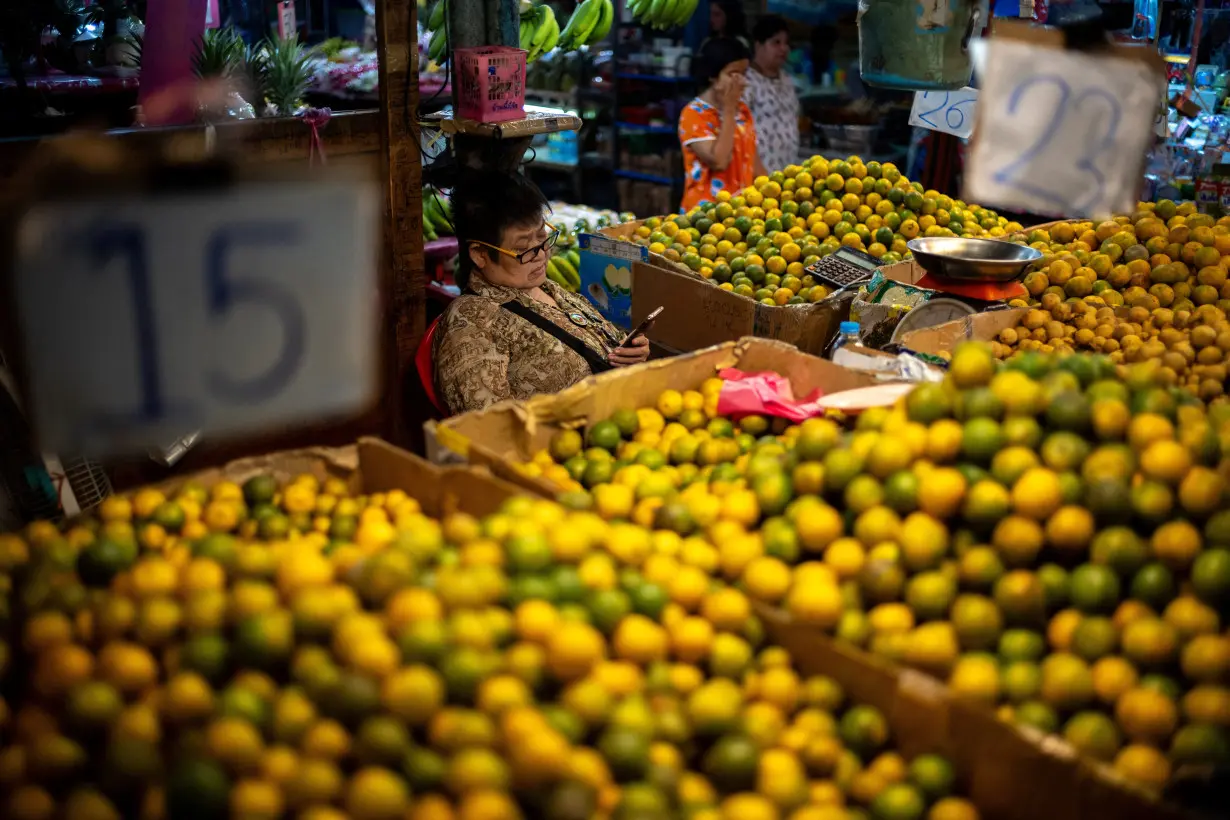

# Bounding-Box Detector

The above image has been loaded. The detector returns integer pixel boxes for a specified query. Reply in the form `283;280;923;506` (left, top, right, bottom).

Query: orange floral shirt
678;98;757;212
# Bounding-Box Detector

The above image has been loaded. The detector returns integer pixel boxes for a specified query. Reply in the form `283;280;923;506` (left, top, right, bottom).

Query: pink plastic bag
714;369;830;422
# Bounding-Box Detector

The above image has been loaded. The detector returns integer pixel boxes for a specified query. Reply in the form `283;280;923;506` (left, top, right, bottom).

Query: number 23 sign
965;21;1165;219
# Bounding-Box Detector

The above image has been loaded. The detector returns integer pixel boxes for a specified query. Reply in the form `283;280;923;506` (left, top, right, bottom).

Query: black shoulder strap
499;301;613;374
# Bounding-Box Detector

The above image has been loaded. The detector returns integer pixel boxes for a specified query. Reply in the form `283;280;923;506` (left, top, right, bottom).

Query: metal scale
887;236;1042;341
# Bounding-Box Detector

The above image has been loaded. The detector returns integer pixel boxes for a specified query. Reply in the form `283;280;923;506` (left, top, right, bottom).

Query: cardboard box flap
628;261;852;357
149;445;359;495
758;604;1184;820
431;338;889;497
152;438;527;520
899;308;1029;356
631;264;754;352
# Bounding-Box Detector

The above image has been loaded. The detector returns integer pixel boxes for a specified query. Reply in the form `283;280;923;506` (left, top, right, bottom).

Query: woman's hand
608;334;651;367
721;73;746;112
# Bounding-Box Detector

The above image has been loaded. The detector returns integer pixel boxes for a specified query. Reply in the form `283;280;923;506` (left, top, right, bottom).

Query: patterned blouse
433;276;625;415
744;67;800;174
678;97;758;212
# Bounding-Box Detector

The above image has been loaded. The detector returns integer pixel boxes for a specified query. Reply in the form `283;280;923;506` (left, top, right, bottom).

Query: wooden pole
375;0;427;449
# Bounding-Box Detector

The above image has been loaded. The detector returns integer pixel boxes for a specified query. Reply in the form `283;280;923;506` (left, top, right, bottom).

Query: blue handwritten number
917;91;948;128
205;224;305;403
91;225;163;420
946;97;974;132
991;75;1071;212
1072;89;1121;214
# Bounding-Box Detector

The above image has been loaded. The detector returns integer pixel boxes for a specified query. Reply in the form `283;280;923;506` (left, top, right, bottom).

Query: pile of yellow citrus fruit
520;342;1230;791
1008;201;1230;315
988;300;1230;401
625;156;1019;307
0;470;987;820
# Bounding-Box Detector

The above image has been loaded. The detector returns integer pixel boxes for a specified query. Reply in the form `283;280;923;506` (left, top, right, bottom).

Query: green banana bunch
629;0;697;29
557;0;601;51
524;4;559;63
427;25;448;65
586;0;614;45
426;0;446;32
546;256;581;291
519;12;536;52
422;187;454;236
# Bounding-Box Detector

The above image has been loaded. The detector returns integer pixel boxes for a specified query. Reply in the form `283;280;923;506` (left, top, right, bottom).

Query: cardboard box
898;307;1029;357
575;220;689;329
759;606;1183;820
425;337;881;495
631;262;853;356
152;437;525;519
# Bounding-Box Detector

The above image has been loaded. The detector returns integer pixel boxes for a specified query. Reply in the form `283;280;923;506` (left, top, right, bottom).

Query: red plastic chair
416;316;446;416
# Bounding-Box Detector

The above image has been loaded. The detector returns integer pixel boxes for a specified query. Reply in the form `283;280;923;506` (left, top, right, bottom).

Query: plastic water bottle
828;321;860;359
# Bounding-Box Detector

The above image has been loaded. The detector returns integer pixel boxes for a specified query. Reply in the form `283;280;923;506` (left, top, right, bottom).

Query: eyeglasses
471;228;560;265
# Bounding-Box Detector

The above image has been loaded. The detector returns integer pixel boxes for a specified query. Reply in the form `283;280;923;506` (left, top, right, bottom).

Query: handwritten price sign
966;22;1165;219
909;88;978;140
13;175;380;456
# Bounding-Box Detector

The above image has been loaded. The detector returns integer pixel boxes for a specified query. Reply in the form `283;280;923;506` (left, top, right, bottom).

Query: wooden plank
0;110;383;183
376;0;428;450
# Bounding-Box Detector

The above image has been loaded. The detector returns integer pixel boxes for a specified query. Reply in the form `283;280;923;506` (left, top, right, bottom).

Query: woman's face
709;4;726;33
755;31;790;72
712;59;749;94
470;220;551;289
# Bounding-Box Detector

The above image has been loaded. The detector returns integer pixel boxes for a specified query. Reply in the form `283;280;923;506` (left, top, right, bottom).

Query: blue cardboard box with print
577;234;648;329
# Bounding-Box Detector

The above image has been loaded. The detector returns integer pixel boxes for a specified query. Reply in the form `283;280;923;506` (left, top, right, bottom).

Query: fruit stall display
548;205;636;293
945;203;1230;400
0;443;993;820
454;339;1230;795
618;156;1021;308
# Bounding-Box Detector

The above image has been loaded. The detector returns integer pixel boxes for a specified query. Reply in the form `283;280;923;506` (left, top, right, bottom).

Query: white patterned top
745;67;800;173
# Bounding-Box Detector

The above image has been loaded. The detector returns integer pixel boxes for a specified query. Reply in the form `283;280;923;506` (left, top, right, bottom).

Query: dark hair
452;170;549;291
694;36;749;87
711;0;747;39
752;14;789;44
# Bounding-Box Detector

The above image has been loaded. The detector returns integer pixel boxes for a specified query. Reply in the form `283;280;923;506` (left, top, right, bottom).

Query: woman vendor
433;172;651;415
678;37;767;212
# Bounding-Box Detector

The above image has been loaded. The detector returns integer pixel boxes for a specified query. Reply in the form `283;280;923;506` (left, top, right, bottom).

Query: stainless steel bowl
906;237;1043;283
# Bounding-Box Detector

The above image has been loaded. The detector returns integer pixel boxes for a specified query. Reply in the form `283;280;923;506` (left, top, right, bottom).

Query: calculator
804;246;882;289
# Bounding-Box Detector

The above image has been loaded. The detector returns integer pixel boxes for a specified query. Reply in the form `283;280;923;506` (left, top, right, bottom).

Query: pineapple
193;26;244;78
260;34;312;117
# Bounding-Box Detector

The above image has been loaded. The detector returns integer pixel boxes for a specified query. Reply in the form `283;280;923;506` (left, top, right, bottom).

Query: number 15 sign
11;170;381;457
965;20;1166;220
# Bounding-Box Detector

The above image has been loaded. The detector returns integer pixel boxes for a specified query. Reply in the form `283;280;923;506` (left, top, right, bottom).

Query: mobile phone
621;306;664;346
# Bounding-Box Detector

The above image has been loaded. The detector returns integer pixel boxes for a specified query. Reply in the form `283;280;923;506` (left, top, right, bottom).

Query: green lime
76;538;137;588
242;475;277;506
1014;700;1059;734
354;715;412;767
839;705;889;760
701;733;759;793
598;726;651;783
870;782;927;820
628;583;668;620
1068;564;1120;614
588;420;623;451
165;758;230;820
401;745;447;791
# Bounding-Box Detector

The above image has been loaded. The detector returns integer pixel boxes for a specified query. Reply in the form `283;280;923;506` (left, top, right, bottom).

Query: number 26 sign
909;88;978;140
965;21;1166;219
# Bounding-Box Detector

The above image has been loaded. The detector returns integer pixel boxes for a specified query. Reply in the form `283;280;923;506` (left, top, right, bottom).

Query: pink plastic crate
455;46;527;123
